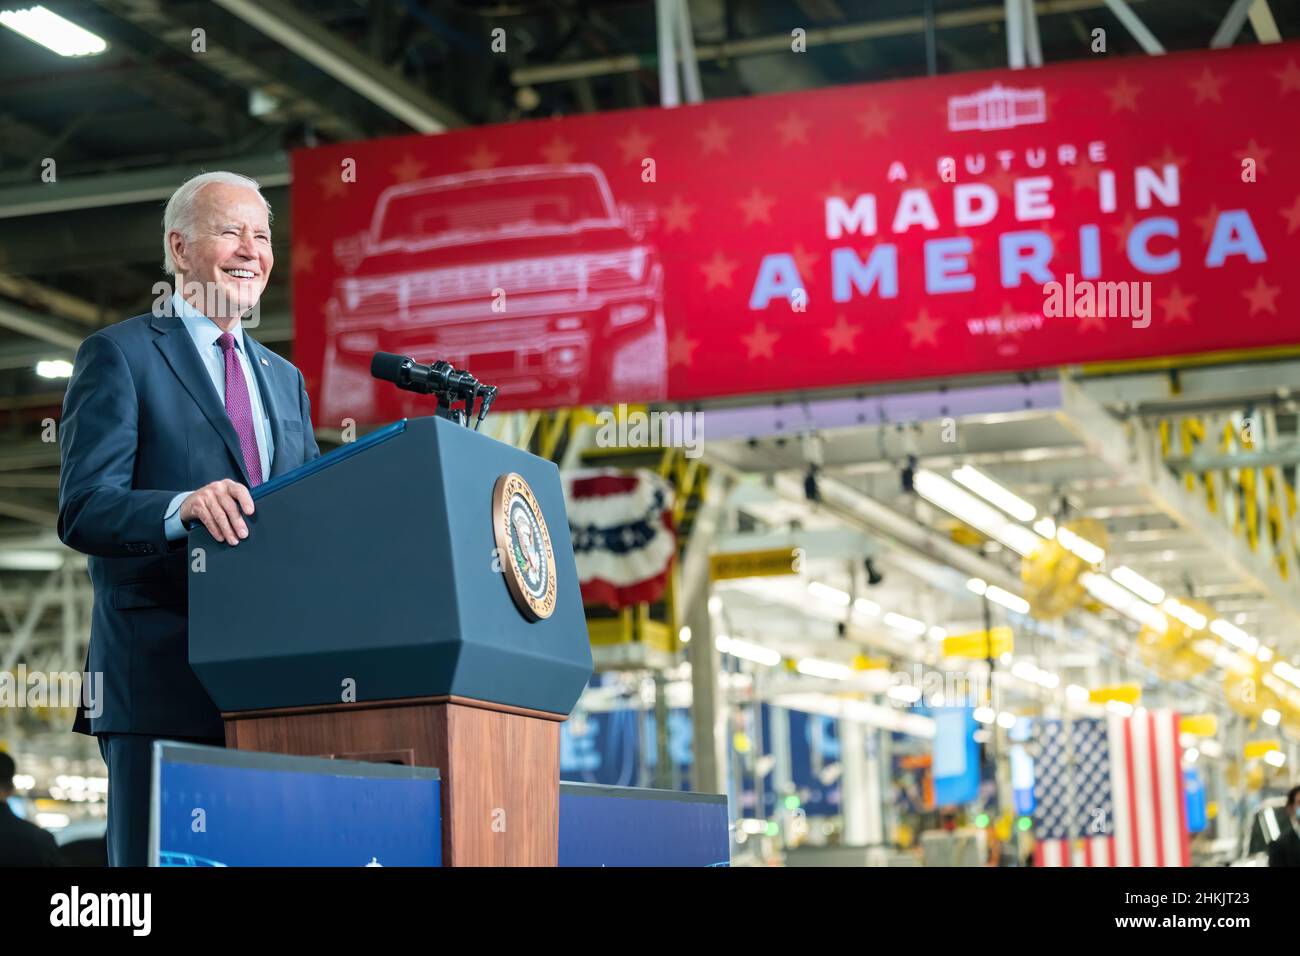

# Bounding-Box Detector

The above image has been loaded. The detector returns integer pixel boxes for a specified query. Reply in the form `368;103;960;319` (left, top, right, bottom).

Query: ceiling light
973;706;996;724
0;6;107;56
35;359;73;379
1210;618;1258;654
1081;572;1167;632
1263;749;1286;768
985;584;1030;615
1262;708;1281;727
1032;517;1056;539
1162;598;1207;631
996;711;1017;729
716;635;780;667
796;658;851;680
927;626;947;640
1056;525;1105;564
887;684;922;703
807;581;850;607
966;578;988;596
883;611;927;636
914;470;1043;555
1066;684;1090;703
1111;566;1165;605
951;465;1037;522
1184;748;1199;764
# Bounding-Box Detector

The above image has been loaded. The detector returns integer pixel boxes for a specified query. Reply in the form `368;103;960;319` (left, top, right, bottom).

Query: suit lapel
244;333;288;478
151;312;251;485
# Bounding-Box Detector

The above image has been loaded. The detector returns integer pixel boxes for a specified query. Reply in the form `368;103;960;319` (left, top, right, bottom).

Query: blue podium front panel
150;743;441;867
558;782;729;867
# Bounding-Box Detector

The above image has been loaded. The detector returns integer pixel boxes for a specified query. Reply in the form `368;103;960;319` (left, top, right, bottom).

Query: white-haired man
57;171;321;866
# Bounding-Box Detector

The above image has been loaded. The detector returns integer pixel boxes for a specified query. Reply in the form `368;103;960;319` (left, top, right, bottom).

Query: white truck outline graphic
320;163;666;420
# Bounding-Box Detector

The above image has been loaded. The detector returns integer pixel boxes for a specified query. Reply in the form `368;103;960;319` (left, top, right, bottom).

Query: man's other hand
180;479;254;545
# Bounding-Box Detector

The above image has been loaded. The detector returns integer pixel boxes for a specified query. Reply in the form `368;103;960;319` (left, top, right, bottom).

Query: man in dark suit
1269;784;1300;867
58;171;321;866
0;751;63;866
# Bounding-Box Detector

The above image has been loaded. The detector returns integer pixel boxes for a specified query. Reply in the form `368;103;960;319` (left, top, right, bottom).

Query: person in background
1268;784;1300;867
0;751;63;866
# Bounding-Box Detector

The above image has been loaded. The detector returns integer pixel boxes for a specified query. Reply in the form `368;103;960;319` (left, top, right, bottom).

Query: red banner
292;42;1300;421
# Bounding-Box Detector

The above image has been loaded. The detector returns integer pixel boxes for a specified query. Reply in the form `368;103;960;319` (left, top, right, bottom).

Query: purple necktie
217;332;263;487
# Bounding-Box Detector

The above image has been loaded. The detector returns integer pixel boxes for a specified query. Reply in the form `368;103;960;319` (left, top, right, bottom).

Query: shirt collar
171;290;246;352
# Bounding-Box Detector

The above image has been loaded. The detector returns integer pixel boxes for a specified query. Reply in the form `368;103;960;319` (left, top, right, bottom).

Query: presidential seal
492;472;557;621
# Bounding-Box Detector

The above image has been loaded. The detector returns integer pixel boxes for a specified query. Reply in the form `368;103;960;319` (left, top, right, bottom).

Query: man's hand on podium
180;479;255;546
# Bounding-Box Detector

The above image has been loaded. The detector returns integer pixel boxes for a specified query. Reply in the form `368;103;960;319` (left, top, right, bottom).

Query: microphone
369;351;473;398
370;352;498;428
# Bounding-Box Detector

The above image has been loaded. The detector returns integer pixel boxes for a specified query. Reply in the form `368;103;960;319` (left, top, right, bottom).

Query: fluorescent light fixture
708;595;723;615
1256;645;1274;663
996;711;1017;729
1264;750;1286;768
1066;683;1090;703
1262;708;1281;727
35;812;70;829
883;611;927;636
1081;572;1167;632
1032;517;1056;539
808;581;850;607
985;584;1030;615
1272;660;1300;689
854;597;880;617
951;465;1037;522
887;684;922;703
678;626;691;645
1037;670;1060;690
1011;661;1040;683
35;358;73;379
0;6;107;56
927;626;947;641
1106;700;1134;717
1210;618;1258;654
1111;566;1165;605
0;549;65;571
1184;748;1199;764
1162;598;1207;631
914;470;1043;556
740;818;768;834
716;635;780;667
966;578;988;596
973;706;996;724
796;658;851;681
1056;525;1105;564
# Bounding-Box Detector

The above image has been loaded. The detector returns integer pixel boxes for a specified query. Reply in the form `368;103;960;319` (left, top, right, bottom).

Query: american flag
1032;710;1189;867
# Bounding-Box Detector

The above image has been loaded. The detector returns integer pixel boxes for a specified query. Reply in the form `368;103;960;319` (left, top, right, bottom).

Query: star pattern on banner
1275;58;1300;94
1066;162;1100;193
1281;194;1300;235
700;250;738;289
695;118;732;155
1104;76;1141;113
982;165;1019;199
776;111;811;146
738;187;776;225
1109;213;1137;255
1158;284;1196;324
742;322;780;360
464;143;500;170
906;308;942;347
317;168;347;200
618;126;654;163
390;153;427;183
856;102;892;138
791;242;820;278
540;135;576;165
824;314;861;354
1077;298;1108;334
821;179;855;203
1188;67;1225;105
668;330;700;367
1147;145;1188;174
1234;139;1272;176
661;194;697;233
1242;275;1281;316
292;242;317;274
1194;205;1221;245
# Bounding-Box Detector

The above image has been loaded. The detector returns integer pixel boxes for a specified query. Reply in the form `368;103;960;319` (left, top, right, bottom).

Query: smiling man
57;171;321;866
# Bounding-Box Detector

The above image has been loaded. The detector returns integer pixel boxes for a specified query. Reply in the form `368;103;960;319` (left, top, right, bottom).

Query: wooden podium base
224;695;563;866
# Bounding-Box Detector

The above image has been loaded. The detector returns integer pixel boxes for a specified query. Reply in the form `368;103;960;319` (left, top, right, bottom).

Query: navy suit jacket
58;310;321;738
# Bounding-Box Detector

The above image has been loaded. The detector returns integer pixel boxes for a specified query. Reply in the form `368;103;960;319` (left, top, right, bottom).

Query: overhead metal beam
1102;0;1166;54
1210;0;1255;48
0;153;288;219
1248;0;1282;43
1165;443;1300;473
0;299;88;349
212;0;464;133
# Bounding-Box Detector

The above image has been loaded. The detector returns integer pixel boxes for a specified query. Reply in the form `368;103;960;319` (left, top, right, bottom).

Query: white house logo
947;83;1046;132
492;472;557;621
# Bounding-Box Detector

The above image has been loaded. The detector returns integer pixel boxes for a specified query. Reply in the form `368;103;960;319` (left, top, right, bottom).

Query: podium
187;415;593;866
